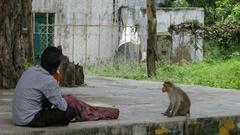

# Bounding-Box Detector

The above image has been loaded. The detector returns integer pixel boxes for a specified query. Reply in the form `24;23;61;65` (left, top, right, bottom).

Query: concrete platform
1;76;240;135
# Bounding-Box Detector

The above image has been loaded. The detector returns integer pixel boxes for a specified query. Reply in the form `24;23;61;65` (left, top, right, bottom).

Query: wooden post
27;0;34;63
72;13;76;62
98;15;101;64
84;14;88;66
146;0;157;77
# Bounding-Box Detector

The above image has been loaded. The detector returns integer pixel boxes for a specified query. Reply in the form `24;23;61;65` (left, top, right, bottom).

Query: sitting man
12;47;76;127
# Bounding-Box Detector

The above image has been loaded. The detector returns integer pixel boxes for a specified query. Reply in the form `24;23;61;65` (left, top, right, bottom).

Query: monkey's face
162;84;168;92
162;83;172;93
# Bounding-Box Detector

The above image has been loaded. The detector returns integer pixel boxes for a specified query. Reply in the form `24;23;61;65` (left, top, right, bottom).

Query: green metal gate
33;13;54;64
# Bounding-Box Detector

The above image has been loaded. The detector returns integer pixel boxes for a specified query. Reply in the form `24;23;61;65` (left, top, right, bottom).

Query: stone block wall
156;8;204;63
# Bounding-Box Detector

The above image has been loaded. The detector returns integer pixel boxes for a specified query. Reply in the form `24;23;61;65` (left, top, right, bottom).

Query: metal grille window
33;13;54;64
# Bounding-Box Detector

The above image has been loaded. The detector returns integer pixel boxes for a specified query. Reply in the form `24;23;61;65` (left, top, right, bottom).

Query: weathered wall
32;1;203;65
156;8;204;32
32;0;148;65
32;0;116;65
156;8;204;63
117;0;164;60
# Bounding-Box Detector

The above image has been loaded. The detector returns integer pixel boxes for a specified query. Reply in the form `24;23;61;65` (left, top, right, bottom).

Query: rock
59;55;84;87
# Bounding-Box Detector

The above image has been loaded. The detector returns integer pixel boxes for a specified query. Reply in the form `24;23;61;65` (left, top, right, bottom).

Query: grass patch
85;56;240;89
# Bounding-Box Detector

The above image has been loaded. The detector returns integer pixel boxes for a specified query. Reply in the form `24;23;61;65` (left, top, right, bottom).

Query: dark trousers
27;104;76;127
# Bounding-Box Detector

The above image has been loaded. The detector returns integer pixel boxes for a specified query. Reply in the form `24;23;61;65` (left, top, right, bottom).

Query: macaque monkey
161;81;191;117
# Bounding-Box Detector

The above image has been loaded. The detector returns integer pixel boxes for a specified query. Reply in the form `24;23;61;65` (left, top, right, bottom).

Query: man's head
41;47;62;75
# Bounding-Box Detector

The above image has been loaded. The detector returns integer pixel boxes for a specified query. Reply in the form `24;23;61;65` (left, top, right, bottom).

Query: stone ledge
157;7;204;11
1;115;240;135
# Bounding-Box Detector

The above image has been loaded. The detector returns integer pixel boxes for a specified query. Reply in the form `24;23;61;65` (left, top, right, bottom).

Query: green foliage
85;57;240;89
172;0;189;7
23;59;32;70
195;0;240;57
231;6;240;21
169;0;239;23
203;41;221;59
165;0;189;7
186;0;240;24
184;0;217;25
203;21;240;56
215;0;240;21
187;0;216;7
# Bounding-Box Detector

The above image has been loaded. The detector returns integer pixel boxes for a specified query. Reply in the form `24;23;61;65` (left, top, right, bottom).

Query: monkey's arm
163;102;172;115
170;101;181;117
168;94;181;117
163;94;174;116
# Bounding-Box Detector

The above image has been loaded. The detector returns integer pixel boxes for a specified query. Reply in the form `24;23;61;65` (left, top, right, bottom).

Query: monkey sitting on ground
161;81;191;117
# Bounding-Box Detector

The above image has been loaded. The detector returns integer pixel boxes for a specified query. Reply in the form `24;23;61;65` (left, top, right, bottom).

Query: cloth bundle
63;95;120;121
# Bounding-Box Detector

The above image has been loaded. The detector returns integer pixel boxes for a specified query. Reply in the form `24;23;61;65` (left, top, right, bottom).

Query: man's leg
28;107;76;127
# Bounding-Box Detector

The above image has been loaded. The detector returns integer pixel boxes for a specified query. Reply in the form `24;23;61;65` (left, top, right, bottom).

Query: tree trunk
0;0;28;88
146;0;157;77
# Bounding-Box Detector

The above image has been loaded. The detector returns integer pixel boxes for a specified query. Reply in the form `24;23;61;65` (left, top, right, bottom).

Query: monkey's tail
187;110;190;116
183;111;190;135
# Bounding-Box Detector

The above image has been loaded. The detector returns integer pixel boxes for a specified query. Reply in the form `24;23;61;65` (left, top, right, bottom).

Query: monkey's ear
164;81;173;87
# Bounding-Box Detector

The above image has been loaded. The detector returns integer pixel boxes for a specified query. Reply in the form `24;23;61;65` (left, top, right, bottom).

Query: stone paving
0;76;240;135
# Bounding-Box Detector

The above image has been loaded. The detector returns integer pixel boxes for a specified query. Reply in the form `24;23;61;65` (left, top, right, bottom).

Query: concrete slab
1;76;240;135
